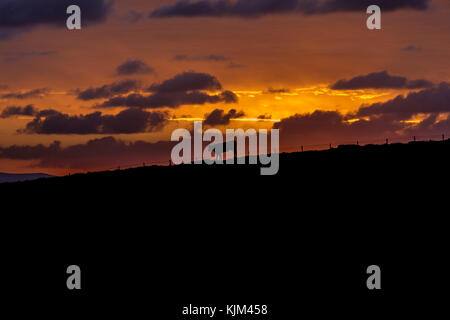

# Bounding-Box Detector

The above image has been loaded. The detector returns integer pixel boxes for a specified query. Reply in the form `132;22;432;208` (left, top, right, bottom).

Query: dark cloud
274;110;406;147
150;0;299;18
77;80;140;101
266;88;291;94
101;108;168;134
0;105;38;118
331;71;433;90
21;108;169;134
0;88;50;100
307;0;429;13
406;115;450;138
204;108;245;125
148;72;222;93
0;137;176;169
173;54;231;62
97;90;238;109
116;59;155;76
275;109;450;148
356;82;450;119
149;0;429;18
97;72;237;109
0;0;113;40
258;114;272;120
0;0;112;28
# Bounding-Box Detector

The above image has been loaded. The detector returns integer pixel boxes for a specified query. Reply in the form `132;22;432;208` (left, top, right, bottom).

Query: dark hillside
2;140;448;316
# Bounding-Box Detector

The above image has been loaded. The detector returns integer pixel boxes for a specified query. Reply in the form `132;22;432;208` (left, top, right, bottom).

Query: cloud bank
1;88;50;100
275;83;450;147
0;137;176;169
356;82;450;119
97;72;238;109
20;108;169;134
150;0;429;18
0;0;113;39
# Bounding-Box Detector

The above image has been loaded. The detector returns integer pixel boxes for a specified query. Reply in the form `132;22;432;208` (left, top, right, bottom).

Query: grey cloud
0;105;38;118
266;88;291;94
21;108;169;134
77;80;140;101
204;108;245;125
96;72;238;109
331;71;433;90
356;82;450;119
258;114;272;120
274;110;405;147
148;72;222;93
275;109;450;148
0;88;50;100
116;59;155;76
0;0;112;27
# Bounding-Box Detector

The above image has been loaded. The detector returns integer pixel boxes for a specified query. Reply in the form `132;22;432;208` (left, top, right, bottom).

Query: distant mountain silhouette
0;172;54;184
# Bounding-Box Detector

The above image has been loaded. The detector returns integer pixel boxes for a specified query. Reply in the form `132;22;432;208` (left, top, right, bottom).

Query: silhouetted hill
2;139;448;308
2;138;450;188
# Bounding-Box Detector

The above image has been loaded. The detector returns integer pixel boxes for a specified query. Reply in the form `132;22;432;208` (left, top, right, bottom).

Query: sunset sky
1;0;450;175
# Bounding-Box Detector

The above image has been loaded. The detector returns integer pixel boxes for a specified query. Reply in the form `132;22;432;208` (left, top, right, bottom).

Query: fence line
72;133;449;174
284;133;449;153
106;160;171;171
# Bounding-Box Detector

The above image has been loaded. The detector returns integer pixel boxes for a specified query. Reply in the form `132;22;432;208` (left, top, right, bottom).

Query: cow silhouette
207;140;238;161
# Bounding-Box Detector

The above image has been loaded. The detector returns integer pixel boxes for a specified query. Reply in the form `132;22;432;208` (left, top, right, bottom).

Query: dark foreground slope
1;140;449;318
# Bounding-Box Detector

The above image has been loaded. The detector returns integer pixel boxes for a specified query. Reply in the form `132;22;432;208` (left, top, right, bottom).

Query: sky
1;0;450;175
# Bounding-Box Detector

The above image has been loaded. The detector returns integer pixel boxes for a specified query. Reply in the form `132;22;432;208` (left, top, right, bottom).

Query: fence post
385;138;389;145
413;136;416;142
329;143;332;150
357;140;359;146
301;145;304;152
